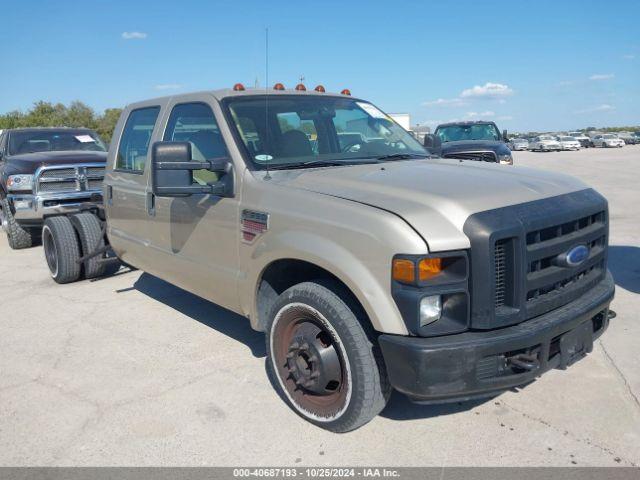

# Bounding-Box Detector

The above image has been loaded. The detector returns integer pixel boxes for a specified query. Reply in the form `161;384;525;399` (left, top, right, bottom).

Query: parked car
428;121;513;165
616;132;639;145
568;132;593;148
529;135;562;152
0;127;107;249
36;85;614;432
592;134;625;148
557;136;581;151
508;138;529;151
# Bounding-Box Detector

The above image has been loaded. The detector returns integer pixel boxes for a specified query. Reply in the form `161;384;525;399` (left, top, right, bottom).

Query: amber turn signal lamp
419;258;443;281
392;259;415;284
273;83;285;90
341;88;351;96
295;83;306;91
314;85;326;92
233;83;245;91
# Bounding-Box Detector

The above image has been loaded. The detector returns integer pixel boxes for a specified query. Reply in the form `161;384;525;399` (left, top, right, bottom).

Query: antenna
264;27;271;181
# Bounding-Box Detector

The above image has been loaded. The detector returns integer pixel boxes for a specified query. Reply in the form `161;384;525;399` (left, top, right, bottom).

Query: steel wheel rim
271;303;351;422
43;227;58;277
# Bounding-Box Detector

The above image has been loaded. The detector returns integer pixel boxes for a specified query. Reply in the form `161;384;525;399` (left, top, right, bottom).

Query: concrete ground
0;145;638;467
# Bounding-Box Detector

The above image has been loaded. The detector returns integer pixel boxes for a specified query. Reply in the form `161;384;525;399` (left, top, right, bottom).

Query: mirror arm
155;156;231;173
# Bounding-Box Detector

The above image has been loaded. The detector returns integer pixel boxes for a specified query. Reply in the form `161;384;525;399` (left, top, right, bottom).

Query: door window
116;107;161;172
163;102;228;185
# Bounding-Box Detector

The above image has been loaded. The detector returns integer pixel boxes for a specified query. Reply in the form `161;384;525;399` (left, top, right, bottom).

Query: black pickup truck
424;120;513;165
0;127;107;249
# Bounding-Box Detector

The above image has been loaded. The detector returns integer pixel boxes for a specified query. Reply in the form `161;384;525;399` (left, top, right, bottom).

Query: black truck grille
494;241;507;308
464;189;609;330
36;165;105;195
444;151;497;162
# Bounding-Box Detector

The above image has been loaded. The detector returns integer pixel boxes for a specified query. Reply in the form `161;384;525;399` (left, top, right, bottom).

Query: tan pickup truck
38;85;614;432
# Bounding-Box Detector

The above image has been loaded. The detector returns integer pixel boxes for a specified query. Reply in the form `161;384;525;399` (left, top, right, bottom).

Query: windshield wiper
375;153;430;161
267;159;380;170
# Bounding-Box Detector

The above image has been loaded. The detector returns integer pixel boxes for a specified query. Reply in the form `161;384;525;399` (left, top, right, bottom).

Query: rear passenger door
148;99;240;311
105;105;162;269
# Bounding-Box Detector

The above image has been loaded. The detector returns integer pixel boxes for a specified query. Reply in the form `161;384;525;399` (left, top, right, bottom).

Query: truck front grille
36;164;105;195
523;211;607;318
444;151;497;162
464;189;609;329
494;240;507;308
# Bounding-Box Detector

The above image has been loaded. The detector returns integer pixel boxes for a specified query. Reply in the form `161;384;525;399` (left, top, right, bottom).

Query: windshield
435;123;501;142
602;134;616;139
539;135;555;141
224;96;427;169
560;136;575;141
8;130;106;155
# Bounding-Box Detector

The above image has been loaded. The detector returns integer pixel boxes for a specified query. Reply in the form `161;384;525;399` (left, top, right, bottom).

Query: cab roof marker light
295;83;306;91
273;83;285;91
314;85;326;92
341;89;351;96
233;83;245;91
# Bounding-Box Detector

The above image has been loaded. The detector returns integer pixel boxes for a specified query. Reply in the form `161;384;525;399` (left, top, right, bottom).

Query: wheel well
256;259;367;332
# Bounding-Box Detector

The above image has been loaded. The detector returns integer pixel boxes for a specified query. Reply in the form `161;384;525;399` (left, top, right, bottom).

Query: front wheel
0;197;35;249
266;280;390;432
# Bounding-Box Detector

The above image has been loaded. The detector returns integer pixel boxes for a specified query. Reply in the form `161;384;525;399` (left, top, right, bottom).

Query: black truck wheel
42;216;81;284
70;212;109;279
0;197;35;250
266;280;390;432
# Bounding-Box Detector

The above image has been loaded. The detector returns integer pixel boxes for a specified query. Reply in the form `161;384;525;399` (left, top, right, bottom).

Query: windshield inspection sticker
75;135;96;143
255;154;273;161
356;102;387;119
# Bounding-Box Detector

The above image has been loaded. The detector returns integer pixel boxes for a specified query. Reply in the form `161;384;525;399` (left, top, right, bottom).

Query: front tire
0;197;35;249
42;216;81;284
266;280;390;432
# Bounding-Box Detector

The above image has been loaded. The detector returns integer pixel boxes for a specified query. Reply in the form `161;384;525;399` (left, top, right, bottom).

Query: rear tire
0;197;34;249
42;216;81;284
71;212;109;279
266;280;390;432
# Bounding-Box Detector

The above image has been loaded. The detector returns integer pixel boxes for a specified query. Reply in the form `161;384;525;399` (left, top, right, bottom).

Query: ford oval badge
558;245;590;267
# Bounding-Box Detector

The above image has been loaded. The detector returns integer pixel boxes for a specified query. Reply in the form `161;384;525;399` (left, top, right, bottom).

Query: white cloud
574;104;615;114
623;54;635;60
497;115;513;121
589;73;614;81
460;82;514;99
464;111;495;118
422;98;466;107
122;31;147;40
155;84;183;90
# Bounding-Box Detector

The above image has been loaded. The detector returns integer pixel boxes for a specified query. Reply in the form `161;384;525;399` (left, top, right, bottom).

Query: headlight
498;154;513;165
7;174;34;192
392;254;467;285
420;295;442;326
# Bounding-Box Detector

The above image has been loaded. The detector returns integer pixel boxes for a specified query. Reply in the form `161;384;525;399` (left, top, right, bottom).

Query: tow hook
608;310;617;319
507;353;540;371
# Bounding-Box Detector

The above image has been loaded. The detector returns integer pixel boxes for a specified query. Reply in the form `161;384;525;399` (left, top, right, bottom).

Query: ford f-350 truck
38;85;615;432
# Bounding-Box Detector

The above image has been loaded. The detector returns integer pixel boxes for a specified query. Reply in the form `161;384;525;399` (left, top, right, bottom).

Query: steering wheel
340;141;364;153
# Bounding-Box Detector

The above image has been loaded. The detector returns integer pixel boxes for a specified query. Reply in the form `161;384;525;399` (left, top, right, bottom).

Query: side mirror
423;133;442;154
503;129;508;142
151;141;234;197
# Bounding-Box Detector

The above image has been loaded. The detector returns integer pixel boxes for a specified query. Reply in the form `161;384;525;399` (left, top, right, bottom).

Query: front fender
242;230;411;336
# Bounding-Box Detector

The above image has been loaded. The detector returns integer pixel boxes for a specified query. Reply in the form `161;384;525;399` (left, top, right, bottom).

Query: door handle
146;192;156;216
106;185;113;206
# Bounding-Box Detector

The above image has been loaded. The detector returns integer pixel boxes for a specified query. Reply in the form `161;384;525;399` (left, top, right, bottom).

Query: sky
1;0;638;132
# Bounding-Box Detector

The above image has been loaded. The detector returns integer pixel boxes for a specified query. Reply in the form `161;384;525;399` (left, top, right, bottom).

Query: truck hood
270;158;588;251
440;140;509;154
4;151;107;175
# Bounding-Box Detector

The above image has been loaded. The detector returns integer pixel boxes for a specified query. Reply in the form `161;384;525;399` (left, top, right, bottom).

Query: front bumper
379;271;614;403
7;191;103;227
